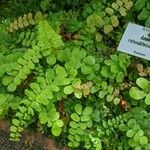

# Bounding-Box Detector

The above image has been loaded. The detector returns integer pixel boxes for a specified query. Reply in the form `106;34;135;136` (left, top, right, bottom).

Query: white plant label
117;23;150;60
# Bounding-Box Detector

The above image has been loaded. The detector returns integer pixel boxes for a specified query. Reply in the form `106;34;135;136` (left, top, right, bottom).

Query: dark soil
0;130;44;150
0;120;68;150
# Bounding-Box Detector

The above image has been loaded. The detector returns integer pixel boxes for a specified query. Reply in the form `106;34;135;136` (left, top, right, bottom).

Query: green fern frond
38;20;64;56
6;11;44;32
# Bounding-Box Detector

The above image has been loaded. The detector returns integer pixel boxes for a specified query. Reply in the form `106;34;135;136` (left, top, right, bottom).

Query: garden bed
0;0;150;150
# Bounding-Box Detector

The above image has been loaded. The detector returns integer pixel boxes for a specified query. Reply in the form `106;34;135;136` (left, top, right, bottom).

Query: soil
0;130;44;150
0;120;69;150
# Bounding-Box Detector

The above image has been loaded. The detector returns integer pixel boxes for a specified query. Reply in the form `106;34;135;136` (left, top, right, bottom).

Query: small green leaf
98;90;107;98
145;93;150;105
74;90;82;99
75;135;81;142
104;24;113;34
110;15;119;27
107;85;113;93
83;56;95;65
39;112;48;124
93;63;100;71
135;146;141;150
128;138;137;147
79;123;87;130
37;77;47;89
70;121;79;128
46;54;56;65
18;70;27;79
126;129;135;137
48;84;60;92
133;125;140;132
19;106;27;114
52;125;62;136
137;130;144;136
76;128;84;135
68;135;74;141
81;64;93;74
23;65;31;74
71;113;80;122
116;72;124;82
69;128;77;135
111;65;119;73
133;133;140;143
36;95;49;105
136;77;150;92
127;119;137;128
135;0;147;11
28;107;34;116
64;85;74;95
113;98;120;105
12;119;20;126
110;54;118;61
10;133;16;138
73;141;80;147
101;66;109;78
14;75;22;85
10;126;17;132
72;78;81;87
49;110;59;122
145;16;150;27
106;94;114;102
68;142;74;147
30;83;41;95
91;85;100;93
75;104;82;115
7;83;17;92
31;101;41;112
140;136;148;145
69;68;77;77
62;78;70;85
104;59;115;66
25;90;36;100
18;58;27;65
2;76;14;86
95;33;102;42
53;119;64;127
138;8;150;20
47;120;52;127
28;60;35;69
45;69;55;84
81;115;90;122
55;65;67;77
41;89;53;100
102;81;107;89
68;56;78;68
83;106;93;116
108;120;113;126
119;123;128;131
79;48;87;59
129;87;147;100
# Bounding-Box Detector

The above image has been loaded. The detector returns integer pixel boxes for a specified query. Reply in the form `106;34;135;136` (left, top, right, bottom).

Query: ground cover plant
0;0;150;149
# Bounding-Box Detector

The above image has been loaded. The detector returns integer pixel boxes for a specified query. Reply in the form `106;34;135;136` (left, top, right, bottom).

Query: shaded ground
0;120;68;150
0;130;44;150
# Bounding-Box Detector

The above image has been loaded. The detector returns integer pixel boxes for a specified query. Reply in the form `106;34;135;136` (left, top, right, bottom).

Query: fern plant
134;0;150;27
0;1;150;149
86;0;133;34
101;53;131;82
6;11;44;32
16;29;38;47
129;77;150;105
68;104;93;148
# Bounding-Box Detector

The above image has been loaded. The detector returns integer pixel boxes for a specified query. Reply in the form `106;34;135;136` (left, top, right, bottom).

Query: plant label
117;23;150;60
